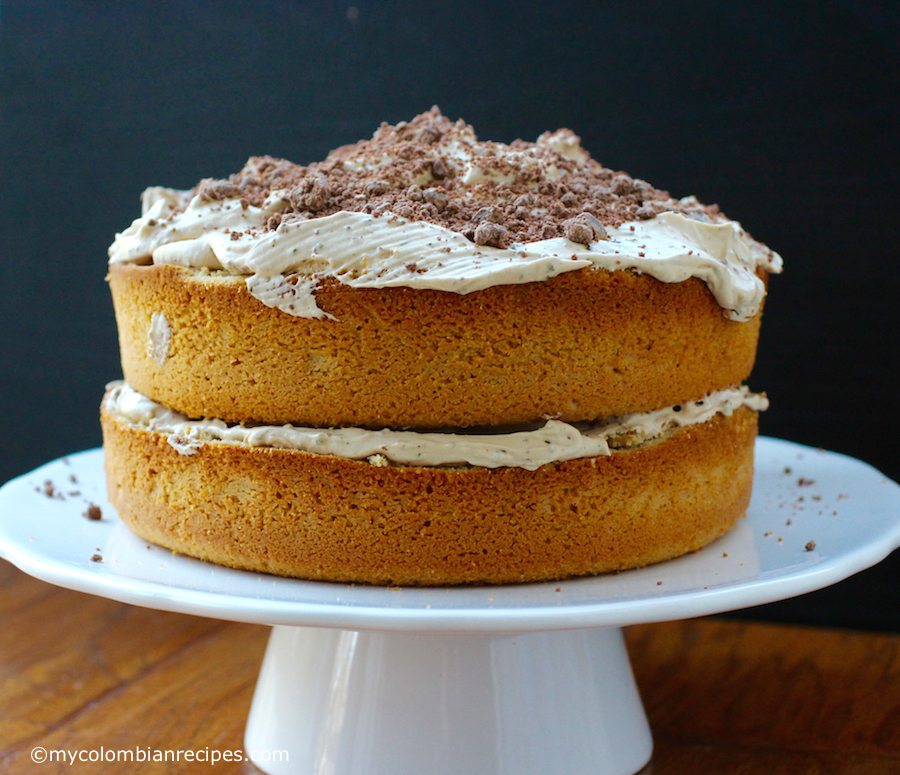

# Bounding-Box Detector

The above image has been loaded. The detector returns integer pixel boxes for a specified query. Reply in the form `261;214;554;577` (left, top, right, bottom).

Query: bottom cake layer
100;392;759;585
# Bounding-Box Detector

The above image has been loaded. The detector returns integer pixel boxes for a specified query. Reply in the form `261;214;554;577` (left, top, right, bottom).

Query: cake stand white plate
2;438;899;775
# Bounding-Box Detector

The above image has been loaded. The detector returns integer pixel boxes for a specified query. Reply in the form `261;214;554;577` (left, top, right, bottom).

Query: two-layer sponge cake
101;108;782;585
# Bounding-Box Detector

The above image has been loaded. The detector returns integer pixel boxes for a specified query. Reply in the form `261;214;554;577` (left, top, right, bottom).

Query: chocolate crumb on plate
37;480;64;500
84;504;103;521
805;540;816;552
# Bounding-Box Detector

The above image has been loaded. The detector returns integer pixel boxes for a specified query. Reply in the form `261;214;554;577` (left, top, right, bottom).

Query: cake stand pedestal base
244;625;652;775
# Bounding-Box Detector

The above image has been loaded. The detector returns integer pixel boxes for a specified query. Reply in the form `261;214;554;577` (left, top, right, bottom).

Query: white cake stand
2;438;899;775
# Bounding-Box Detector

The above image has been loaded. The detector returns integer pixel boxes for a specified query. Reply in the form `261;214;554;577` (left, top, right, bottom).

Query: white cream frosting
109;194;780;322
105;382;767;471
109;117;782;324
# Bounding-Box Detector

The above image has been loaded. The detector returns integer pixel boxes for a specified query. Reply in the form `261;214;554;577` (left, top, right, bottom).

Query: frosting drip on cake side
108;109;782;322
105;382;768;471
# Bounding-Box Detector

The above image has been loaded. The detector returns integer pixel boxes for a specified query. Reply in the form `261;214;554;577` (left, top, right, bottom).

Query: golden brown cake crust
101;401;758;586
109;263;766;428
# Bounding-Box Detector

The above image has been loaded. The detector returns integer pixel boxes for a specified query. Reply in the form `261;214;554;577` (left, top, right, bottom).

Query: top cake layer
109;108;781;323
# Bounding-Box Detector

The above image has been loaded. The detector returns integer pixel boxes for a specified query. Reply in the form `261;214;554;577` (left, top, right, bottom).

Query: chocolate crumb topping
197;179;244;202
563;218;593;246
423;187;449;212
366;179;390;197
563;212;608;245
431;156;451;179
290;173;331;212
175;107;721;246
474;221;510;248
474;206;503;224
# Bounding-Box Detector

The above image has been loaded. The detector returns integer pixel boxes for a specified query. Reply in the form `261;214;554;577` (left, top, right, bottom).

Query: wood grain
625;620;900;774
2;559;899;774
0;560;266;774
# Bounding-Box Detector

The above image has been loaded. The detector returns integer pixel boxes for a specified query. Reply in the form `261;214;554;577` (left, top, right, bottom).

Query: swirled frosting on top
109;108;782;322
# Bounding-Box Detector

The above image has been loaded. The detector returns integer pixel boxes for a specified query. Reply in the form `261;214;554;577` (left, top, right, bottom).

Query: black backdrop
2;1;898;630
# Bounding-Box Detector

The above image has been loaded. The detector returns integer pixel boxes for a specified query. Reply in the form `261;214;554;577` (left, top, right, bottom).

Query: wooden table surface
1;558;899;774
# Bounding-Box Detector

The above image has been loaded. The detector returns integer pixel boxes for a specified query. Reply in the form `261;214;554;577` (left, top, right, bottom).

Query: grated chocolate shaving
176;107;721;246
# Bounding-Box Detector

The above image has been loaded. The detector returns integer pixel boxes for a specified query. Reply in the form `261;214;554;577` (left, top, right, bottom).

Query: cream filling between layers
109;191;782;323
105;382;767;471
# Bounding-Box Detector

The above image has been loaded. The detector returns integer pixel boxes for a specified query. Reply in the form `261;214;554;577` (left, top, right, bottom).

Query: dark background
2;1;898;630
